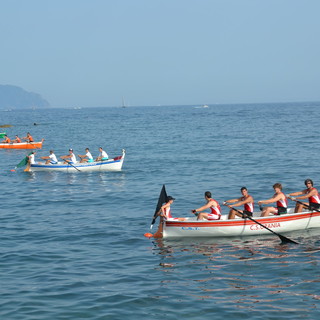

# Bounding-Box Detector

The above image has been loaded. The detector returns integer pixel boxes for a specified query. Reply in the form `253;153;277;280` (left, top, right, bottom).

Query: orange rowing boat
0;140;44;149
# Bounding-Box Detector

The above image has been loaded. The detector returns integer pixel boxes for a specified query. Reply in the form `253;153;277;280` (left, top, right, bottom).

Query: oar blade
16;152;33;168
150;185;168;229
238;210;299;245
279;234;299;245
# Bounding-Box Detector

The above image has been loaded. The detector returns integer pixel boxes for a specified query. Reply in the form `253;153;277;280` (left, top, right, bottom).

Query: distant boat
0;140;44;149
194;104;209;109
121;96;127;108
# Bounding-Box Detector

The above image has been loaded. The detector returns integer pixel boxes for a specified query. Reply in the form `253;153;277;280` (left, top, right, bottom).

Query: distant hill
0;84;50;109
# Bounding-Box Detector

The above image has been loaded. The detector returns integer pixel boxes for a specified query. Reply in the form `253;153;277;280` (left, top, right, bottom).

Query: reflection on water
22;171;127;191
97;172;127;191
151;234;320;313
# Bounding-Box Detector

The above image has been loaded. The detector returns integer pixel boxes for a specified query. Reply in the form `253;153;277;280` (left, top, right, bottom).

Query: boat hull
156;209;320;239
29;150;125;172
0;141;43;149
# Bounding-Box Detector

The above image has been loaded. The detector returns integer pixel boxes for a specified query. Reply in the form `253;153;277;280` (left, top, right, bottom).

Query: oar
150;185;168;229
64;159;81;172
25;139;44;149
224;203;298;245
16;153;32;169
21;152;34;172
288;197;315;211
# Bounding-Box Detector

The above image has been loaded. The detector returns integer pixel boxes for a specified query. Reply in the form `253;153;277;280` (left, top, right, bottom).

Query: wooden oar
224;203;298;245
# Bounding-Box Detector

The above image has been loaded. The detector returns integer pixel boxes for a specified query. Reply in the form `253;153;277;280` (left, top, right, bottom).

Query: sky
0;0;319;107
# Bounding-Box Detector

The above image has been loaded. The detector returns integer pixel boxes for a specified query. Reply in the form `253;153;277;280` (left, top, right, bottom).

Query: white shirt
70;153;77;163
86;151;93;160
49;153;58;162
29;154;35;164
100;150;108;159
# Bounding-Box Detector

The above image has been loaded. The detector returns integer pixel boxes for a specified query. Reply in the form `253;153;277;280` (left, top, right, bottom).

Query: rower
192;191;221;220
258;183;288;217
78;148;94;163
287;179;320;213
224;187;254;219
12;135;21;143
22;132;34;142
60;148;77;164
95;147;109;161
41;150;58;164
1;134;11;143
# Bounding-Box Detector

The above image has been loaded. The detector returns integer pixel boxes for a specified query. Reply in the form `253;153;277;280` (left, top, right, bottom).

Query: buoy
144;233;153;238
10;169;15;172
159;263;174;267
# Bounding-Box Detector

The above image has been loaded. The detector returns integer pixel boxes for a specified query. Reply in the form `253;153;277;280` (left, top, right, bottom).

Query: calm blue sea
1;102;320;319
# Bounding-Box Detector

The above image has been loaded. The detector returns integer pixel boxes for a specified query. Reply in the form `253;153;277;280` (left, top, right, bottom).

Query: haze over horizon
1;0;319;108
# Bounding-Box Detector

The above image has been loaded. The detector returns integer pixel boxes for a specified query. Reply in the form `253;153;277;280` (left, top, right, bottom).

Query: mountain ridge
0;84;50;109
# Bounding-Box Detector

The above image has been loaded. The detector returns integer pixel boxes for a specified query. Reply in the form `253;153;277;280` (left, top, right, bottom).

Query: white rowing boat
148;185;320;241
29;149;125;172
152;208;320;239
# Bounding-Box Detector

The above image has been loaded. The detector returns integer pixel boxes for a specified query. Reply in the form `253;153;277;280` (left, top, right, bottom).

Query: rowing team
28;147;109;165
161;179;320;221
1;132;35;143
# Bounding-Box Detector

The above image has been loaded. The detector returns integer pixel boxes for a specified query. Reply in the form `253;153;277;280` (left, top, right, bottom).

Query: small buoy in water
159;263;174;267
10;169;15;172
144;233;153;238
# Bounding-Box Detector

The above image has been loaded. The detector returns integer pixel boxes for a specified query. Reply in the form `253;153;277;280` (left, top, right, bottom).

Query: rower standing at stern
192;191;221;220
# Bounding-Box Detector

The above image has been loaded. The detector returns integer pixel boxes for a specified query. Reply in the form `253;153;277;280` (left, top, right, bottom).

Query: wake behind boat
29;149;125;172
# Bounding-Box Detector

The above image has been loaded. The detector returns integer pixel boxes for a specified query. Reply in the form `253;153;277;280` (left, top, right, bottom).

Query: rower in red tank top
23;132;34;143
259;183;288;217
224;187;254;219
12;135;21;143
192;191;221;220
1;135;11;143
288;179;320;212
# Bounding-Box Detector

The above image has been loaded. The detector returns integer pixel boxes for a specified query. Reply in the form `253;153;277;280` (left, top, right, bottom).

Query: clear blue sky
1;0;319;107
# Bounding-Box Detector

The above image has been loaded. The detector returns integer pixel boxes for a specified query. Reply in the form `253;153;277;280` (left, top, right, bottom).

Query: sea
1;102;320;320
